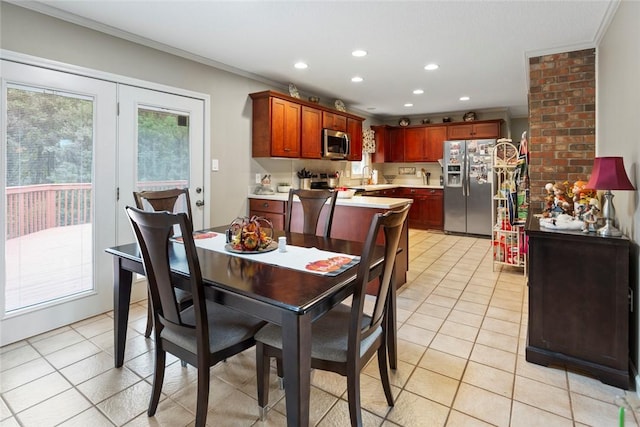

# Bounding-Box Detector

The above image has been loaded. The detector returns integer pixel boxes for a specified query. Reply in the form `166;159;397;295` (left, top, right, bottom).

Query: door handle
195;187;202;194
195;200;205;207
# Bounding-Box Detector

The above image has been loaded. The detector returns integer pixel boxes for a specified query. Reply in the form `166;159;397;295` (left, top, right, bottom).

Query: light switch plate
211;158;219;171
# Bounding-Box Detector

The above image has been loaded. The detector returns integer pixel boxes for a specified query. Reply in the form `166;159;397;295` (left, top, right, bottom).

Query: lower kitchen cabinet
401;188;444;230
249;198;285;230
525;215;631;389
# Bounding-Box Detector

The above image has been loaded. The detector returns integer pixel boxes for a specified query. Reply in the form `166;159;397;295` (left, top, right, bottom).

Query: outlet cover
255;173;262;184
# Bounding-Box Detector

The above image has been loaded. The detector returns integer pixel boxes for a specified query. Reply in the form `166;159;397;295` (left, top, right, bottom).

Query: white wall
597;0;640;385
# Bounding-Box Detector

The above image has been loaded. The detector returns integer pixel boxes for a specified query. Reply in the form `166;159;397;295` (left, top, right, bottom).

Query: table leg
281;312;312;427
113;257;133;368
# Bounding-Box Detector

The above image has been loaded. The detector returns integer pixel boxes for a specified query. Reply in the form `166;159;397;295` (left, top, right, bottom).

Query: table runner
184;232;360;276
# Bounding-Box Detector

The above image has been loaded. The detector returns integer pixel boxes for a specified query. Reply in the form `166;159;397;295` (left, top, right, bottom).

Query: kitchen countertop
349;184;443;191
248;192;413;209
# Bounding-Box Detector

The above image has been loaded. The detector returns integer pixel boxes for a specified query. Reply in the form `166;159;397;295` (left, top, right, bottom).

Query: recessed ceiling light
413;89;424;95
294;62;308;69
459;96;470;101
351;76;363;83
352;50;367;57
404;103;413;107
424;63;439;71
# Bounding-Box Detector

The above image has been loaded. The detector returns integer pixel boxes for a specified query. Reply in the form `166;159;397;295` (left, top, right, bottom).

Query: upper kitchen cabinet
301;106;322;159
388;127;405;162
404;125;446;162
446;119;502;140
251;92;300;158
250;91;363;159
322;111;347;132
347;118;363;161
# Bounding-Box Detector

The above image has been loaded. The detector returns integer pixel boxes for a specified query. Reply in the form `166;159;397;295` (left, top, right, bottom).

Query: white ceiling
23;0;617;119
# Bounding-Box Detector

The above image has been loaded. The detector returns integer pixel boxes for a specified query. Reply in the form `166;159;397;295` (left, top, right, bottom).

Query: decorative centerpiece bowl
226;216;274;252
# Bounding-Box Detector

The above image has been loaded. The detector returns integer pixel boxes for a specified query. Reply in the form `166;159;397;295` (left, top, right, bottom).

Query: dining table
105;226;394;427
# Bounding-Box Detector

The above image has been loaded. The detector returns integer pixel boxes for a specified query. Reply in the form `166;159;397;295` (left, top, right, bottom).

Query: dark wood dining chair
285;188;338;237
255;203;411;426
133;188;193;338
125;206;265;427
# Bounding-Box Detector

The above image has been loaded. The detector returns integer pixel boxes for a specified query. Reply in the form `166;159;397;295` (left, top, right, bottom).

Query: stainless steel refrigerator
443;139;494;236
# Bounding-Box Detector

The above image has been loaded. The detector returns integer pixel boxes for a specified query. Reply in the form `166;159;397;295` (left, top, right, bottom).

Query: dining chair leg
275;357;284;389
195;358;210;427
148;348;166;416
377;344;394;406
386;268;398;370
256;343;270;421
144;290;153;338
347;370;363;427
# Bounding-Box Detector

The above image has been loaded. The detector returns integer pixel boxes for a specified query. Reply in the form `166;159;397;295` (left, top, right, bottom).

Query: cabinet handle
263;203;269;208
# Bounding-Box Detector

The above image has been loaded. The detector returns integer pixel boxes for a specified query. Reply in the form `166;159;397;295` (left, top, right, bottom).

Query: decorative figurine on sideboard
539;180;601;231
581;198;601;233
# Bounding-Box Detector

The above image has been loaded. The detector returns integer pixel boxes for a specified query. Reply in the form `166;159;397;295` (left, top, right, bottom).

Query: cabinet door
301;106;322;159
424;190;444;229
322;111;347;131
447;121;501;140
447;123;474;140
347;118;362;161
424;126;447;161
371;125;389;163
388;128;405;162
404;128;425;161
271;97;300;157
471;122;500;139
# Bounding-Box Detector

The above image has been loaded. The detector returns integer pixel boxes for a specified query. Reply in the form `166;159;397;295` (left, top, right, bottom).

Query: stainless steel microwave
322;129;350;160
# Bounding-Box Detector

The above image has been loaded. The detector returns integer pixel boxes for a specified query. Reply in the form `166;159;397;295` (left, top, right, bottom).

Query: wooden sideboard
525;215;631;389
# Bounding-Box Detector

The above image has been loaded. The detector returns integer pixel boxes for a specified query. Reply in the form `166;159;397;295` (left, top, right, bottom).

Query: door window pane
5;84;94;312
136;107;189;190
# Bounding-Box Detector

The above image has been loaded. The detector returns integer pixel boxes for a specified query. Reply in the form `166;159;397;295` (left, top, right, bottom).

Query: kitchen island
248;192;413;291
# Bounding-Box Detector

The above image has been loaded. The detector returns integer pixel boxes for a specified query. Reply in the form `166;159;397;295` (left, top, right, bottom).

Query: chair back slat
285;189;338;237
125;207;207;341
348;204;410;355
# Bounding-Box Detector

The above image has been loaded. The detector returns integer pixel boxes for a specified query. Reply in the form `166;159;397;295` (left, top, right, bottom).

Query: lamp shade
586;156;635;191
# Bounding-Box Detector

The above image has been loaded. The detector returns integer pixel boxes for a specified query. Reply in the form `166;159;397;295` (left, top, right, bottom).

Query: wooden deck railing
6;184;92;239
6;180;187;239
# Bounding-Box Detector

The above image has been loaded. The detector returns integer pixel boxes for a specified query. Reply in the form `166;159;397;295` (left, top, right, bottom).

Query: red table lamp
585;156;635;237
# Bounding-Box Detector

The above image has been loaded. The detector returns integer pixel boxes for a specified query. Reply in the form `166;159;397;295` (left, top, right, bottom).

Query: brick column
528;48;596;212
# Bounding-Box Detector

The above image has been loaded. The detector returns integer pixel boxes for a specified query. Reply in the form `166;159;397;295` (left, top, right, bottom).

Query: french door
116;86;205;245
1;60;207;345
1;60;117;345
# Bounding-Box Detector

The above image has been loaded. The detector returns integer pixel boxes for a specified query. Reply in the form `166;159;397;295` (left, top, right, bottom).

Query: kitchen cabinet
404;126;447;162
301;106;322;159
446;119;502;140
400;188;443;230
346;118;363;161
322;111;347;131
388;128;405;162
371;125;390;163
365;187;443;230
250;91;363;159
525;215;630;389
250;93;300;158
249;199;285;230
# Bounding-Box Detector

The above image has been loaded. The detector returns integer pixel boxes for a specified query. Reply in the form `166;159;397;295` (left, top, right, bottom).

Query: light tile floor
2;229;639;426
